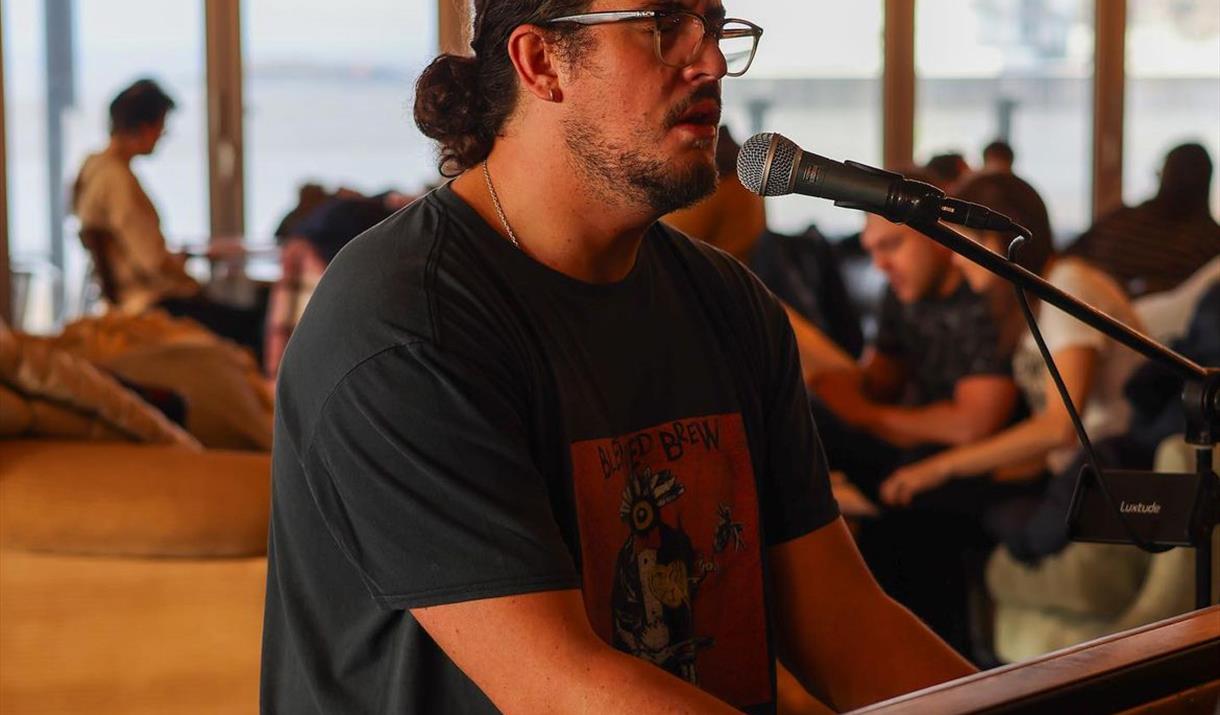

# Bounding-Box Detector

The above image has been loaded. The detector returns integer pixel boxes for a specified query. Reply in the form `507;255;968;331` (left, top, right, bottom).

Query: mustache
664;85;723;128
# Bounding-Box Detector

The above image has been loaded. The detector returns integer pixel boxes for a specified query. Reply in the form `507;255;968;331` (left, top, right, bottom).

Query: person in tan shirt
73;79;264;358
73;78;200;314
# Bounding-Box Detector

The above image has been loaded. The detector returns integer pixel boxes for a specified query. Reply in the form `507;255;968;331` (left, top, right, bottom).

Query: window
243;0;438;240
1124;0;1220;217
3;0;207;330
916;0;1095;242
722;1;884;239
4;0;49;265
72;1;209;248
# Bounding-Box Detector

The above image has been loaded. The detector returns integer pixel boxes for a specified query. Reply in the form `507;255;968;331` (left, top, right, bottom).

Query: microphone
736;132;1016;232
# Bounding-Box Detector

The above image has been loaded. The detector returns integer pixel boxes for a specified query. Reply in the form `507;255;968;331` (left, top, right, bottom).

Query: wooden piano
849;606;1219;714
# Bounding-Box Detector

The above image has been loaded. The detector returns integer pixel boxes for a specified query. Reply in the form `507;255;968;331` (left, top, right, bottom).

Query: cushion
0;329;197;447
0;441;270;557
987;542;1151;619
45;311;270;450
103;344;273;451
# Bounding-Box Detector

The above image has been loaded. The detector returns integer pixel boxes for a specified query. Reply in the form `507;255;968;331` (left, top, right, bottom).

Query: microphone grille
738;132;799;197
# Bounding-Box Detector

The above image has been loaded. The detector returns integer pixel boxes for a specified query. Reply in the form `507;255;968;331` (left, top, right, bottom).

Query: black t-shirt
873;282;1009;406
260;185;839;714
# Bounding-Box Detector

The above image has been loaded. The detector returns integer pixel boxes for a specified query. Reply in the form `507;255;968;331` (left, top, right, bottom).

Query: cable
1007;232;1171;554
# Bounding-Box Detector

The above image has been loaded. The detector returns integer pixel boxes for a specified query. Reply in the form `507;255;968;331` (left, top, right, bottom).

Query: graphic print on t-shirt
570;412;771;708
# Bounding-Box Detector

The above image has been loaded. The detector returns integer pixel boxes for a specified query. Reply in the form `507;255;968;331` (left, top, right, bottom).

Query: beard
561;109;719;216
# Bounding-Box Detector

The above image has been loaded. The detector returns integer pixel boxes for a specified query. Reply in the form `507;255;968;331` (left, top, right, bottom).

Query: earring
549;88;559;102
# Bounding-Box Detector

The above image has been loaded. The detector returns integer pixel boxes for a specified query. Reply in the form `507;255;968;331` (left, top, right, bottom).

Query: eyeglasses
543;9;763;77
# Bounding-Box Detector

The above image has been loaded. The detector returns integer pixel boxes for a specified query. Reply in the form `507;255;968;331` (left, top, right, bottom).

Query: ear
506;24;563;103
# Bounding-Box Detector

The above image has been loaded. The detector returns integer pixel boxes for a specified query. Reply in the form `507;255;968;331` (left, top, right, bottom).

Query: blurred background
2;0;1217;332
0;2;1218;713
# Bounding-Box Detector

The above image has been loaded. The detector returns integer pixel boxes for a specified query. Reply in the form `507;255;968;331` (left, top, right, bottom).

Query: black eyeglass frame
541;9;763;77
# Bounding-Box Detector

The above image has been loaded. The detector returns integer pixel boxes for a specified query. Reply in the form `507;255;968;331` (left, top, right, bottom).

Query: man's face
134;116;166;156
861;215;954;304
559;0;728;215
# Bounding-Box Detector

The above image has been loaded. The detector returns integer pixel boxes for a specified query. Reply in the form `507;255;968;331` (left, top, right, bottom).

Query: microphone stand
897;196;1219;610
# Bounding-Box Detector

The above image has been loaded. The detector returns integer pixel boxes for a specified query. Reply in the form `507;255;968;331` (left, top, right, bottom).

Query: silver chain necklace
482;161;522;250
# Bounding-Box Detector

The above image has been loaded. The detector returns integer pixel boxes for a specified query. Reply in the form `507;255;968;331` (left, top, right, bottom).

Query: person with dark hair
73;78;198;314
73;78;264;355
798;168;1019;657
665;126;865;363
982;140;1015;173
263;186;415;378
926;152;971;187
811;167;1018;489
880;172;1145;511
1068;142;1220;296
261;2;974;713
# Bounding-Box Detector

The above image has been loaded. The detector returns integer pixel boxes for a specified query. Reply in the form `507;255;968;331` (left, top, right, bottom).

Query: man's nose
683;31;728;81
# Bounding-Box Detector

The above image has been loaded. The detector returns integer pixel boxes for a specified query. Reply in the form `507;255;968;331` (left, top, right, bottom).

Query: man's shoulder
76;151;135;198
277;190;515;423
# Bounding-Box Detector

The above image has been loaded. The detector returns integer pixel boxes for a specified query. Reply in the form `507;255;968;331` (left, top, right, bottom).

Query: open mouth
673;100;722;128
673;97;717;129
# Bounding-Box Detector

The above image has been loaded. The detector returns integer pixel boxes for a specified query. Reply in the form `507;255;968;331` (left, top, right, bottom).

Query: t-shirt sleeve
751;279;841;546
1035;261;1110;355
301;340;580;610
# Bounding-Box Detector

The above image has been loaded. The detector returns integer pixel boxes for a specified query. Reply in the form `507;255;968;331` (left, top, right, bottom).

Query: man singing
261;1;975;712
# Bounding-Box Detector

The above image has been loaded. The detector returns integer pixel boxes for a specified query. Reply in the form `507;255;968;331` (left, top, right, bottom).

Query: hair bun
414;54;489;176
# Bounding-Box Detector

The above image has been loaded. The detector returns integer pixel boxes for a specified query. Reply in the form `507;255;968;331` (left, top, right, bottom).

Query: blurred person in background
981;140;1015;174
880;172;1146;513
807;176;1020;656
73;79;198;314
264;186;414;378
1067;142;1220;297
73;78;264;356
813;169;1018;501
926;152;972;188
665;127;864;367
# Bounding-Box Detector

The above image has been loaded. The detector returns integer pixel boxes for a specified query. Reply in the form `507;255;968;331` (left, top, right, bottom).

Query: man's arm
814;360;1016;449
861;374;1018;448
859;348;907;403
769;519;976;711
879;345;1099;506
412;589;739;715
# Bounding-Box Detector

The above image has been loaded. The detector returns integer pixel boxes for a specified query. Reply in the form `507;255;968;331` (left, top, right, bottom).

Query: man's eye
656;16;683;33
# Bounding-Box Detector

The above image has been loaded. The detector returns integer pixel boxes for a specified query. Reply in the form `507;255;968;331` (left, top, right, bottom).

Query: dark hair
109;78;176;134
955;171;1055;276
983;140;1015;165
926;153;969;186
1154;142;1213;218
894;163;949;191
414;0;592;177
